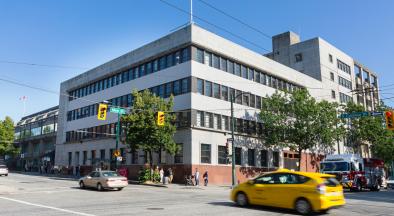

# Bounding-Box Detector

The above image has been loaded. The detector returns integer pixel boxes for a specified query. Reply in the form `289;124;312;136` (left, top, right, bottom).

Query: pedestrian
194;168;200;186
168;168;173;184
76;164;80;177
24;163;28;172
203;171;208;186
159;168;164;183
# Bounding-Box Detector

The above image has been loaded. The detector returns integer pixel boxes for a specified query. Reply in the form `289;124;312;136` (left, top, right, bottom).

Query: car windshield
320;162;349;172
101;172;120;177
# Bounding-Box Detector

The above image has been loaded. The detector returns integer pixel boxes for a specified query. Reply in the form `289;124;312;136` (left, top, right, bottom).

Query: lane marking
0;196;96;216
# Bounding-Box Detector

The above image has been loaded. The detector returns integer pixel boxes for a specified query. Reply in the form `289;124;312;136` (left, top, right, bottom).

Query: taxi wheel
235;192;249;207
295;198;312;215
97;183;103;191
79;181;85;189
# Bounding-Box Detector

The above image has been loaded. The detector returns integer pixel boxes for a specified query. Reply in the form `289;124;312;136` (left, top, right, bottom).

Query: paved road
0;173;393;216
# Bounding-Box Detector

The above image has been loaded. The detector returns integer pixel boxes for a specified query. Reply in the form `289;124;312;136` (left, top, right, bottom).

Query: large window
218;146;227;164
196;48;204;63
337;59;351;74
248;149;255;166
204;51;212;66
338;76;352;89
174;143;183;164
340;92;352;103
235;147;242;165
205;113;213;128
261;150;268;167
197;111;204;127
201;144;211;164
197;79;204;95
212;54;220;69
221;86;228;101
273;151;280;167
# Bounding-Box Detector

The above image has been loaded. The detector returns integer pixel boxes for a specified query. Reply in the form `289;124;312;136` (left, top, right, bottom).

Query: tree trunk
297;149;303;171
149;150;153;181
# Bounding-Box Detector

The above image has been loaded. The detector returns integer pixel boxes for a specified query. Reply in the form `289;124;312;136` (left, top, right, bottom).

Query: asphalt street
0;173;393;216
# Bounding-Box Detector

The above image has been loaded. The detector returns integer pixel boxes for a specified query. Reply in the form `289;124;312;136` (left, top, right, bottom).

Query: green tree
259;89;343;171
0;116;18;157
122;90;178;180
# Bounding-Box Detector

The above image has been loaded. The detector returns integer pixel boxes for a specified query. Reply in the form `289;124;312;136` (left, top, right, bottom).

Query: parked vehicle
79;171;128;191
0;165;8;176
320;154;384;191
387;176;394;189
230;169;345;215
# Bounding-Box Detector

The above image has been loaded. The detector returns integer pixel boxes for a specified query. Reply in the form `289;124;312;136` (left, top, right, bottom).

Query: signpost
339;111;384;119
110;107;126;115
109;106;127;170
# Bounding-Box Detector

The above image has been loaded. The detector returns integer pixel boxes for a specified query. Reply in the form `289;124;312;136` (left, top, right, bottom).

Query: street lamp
230;91;250;187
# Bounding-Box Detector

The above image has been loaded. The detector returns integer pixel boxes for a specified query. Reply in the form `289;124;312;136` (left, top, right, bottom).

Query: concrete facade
55;24;337;184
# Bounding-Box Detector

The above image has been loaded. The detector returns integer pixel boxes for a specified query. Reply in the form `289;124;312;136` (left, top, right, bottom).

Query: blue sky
0;0;393;122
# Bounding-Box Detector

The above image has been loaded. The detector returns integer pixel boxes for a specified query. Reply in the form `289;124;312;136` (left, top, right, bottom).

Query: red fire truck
320;154;384;191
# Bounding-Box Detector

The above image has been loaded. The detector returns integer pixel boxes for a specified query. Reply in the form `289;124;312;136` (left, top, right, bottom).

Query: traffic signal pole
231;94;235;187
115;111;120;170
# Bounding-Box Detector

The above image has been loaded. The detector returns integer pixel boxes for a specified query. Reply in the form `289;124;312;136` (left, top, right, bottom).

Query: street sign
116;156;123;162
371;111;384;116
339;112;370;119
110;107;126;115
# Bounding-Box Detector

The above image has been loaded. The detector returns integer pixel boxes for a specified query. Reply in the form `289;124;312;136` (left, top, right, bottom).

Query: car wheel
79;181;85;189
295;198;312;215
5;174;8;176
97;183;103;191
235;192;248;207
118;188;123;191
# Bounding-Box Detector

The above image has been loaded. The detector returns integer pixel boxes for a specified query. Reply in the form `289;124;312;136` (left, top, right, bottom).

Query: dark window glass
243;93;249;106
220;57;227;71
248;149;255;166
174;51;181;65
250;94;255;108
181;78;189;94
205;81;212;97
159;56;166;70
273;151;280;167
213;83;220;99
166;53;174;67
236;119;243;133
261;150;268;167
248;68;254;81
153;59;159;72
256;96;262;109
158;85;165;98
174;143;183;163
196;48;204;63
221;86;228;101
241;65;247;79
205;113;213;128
218;146;227;164
235;90;242;104
212;54;220;69
139;65;145;77
235;147;242;165
181;47;190;63
165;82;173;98
228;60;234;74
173;80;181;95
197;79;204;95
260;73;266;85
255;71;260;83
146;62;152;74
234;63;241;76
197;111;204;127
201;144;211;164
295;53;303;62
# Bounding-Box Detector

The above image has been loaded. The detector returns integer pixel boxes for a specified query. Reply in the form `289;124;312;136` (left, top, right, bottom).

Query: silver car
0;165;8;176
79;171;128;191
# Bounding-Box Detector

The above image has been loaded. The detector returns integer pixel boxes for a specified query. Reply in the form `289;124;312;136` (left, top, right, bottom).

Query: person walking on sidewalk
203;171;208;186
159;168;164;183
194;168;200;186
168;168;173;184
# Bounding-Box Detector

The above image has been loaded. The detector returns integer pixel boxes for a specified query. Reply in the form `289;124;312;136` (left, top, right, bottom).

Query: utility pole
115;111;120;170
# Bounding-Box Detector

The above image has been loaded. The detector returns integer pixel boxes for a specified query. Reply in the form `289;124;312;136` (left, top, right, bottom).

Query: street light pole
230;91;249;188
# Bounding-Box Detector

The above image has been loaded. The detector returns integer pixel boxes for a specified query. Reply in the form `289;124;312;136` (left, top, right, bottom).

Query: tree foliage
259;89;343;170
122;90;178;171
0;116;18;156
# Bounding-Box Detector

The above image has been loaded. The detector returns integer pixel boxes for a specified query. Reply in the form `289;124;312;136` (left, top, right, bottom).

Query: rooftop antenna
190;0;194;24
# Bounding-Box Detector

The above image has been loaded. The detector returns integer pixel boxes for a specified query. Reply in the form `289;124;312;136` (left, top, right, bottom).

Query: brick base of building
77;152;325;185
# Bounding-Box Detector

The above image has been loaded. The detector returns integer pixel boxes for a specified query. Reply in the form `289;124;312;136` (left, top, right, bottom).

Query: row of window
197;78;264;109
337;59;351;74
15;117;58;140
193;47;300;92
65;123;118;143
67;77;191;122
196;110;263;135
201;143;280;167
69;47;191;101
339;92;353;103
338;76;352;90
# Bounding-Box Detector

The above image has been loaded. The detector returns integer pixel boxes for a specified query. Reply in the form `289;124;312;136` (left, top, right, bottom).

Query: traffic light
385;111;394;130
157;111;165;126
97;103;108;120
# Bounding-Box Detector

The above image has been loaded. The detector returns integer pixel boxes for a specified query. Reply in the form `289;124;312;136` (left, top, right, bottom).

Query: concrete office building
55;24;339;184
266;31;380;157
14;106;58;171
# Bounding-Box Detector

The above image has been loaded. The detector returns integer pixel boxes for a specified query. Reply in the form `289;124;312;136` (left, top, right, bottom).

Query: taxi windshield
320;162;349;172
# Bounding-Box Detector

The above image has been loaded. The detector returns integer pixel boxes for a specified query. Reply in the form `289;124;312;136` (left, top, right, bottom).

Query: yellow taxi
230;169;345;215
